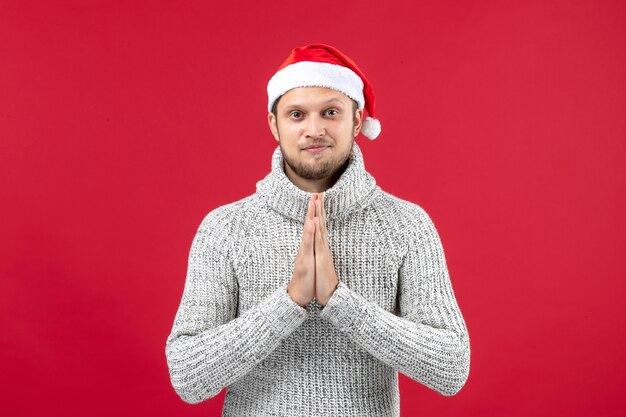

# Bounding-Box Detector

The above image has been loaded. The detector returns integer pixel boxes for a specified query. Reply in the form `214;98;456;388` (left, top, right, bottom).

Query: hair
271;95;359;119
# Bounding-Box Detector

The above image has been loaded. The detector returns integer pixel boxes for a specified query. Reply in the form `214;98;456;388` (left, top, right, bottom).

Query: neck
283;158;350;193
255;140;379;222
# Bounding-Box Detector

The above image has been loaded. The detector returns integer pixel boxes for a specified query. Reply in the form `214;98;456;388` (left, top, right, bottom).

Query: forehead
278;86;351;107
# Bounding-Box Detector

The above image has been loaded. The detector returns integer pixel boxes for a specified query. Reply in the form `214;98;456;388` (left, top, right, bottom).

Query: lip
303;145;329;153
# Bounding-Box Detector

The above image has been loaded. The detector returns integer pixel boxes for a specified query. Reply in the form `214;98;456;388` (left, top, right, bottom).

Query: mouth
303;145;330;154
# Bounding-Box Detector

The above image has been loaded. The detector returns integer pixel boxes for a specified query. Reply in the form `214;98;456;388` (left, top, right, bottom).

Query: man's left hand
313;192;339;306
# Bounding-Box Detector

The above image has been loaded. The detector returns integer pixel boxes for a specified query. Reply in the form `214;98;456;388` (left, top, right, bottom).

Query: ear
268;112;280;142
353;108;364;137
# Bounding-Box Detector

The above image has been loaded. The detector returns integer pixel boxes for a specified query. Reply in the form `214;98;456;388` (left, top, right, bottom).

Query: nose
305;113;326;138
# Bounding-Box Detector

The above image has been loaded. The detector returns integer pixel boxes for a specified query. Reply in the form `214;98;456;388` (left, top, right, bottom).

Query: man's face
268;87;363;182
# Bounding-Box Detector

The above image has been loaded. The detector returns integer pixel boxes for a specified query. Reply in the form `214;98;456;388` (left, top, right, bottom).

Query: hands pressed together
287;193;339;307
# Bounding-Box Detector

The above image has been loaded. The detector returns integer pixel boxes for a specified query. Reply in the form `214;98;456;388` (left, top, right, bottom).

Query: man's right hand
287;193;317;307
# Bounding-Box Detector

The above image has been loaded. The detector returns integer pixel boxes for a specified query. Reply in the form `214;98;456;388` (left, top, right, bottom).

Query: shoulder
192;194;259;259
371;189;442;243
198;194;256;229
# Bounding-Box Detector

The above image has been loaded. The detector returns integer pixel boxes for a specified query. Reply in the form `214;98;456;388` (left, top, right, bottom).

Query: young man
165;43;470;416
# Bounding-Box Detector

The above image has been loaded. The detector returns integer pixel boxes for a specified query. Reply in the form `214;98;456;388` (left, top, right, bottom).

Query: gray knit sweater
165;141;470;416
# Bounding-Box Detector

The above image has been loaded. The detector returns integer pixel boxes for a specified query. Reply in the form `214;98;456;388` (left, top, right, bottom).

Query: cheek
337;119;355;135
279;121;300;136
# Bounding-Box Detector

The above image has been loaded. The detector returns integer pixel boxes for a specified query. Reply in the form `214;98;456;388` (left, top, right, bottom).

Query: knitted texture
165;141;470;416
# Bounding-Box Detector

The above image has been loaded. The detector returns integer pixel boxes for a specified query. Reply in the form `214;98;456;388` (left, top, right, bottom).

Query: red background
1;1;625;416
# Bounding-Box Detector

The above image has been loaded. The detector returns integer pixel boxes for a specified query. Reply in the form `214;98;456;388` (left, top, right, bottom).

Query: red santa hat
267;43;381;140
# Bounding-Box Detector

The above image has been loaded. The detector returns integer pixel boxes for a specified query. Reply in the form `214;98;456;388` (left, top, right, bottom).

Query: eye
325;109;338;116
290;111;302;119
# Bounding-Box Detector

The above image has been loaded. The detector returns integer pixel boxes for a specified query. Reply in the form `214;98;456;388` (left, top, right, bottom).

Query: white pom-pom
361;116;381;140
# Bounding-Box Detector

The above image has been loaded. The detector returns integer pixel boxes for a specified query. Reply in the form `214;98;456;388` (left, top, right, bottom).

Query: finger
306;193;316;222
315;198;320;221
314;216;323;252
302;198;316;250
311;217;317;255
316;193;327;245
303;197;313;241
320;193;328;239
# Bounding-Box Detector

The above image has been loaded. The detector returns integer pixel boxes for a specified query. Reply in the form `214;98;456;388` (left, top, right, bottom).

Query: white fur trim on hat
267;61;365;112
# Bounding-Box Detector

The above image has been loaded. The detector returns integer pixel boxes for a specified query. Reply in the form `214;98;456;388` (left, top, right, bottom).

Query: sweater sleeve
318;205;470;396
165;209;308;404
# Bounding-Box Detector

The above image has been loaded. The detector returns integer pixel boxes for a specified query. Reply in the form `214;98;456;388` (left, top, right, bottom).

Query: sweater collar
256;141;379;222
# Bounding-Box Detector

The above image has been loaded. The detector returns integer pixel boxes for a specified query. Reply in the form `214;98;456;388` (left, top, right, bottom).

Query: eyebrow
283;97;345;110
